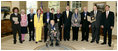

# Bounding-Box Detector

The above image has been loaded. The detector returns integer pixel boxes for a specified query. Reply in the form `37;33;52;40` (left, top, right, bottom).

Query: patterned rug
34;44;75;50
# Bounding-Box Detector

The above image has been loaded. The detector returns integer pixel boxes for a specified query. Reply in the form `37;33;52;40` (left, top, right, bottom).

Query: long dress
34;14;43;42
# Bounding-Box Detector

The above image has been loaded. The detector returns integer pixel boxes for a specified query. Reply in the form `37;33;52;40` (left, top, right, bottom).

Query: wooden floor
1;31;117;50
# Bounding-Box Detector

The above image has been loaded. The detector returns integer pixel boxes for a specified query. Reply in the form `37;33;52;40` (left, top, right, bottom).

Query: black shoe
35;42;38;44
96;41;99;44
67;39;69;41
64;40;66;41
33;39;35;41
20;41;23;44
86;40;88;42
108;44;111;47
90;41;94;43
55;43;59;46
14;41;16;44
22;40;25;42
81;39;84;41
39;40;42;42
29;39;31;41
50;43;53;47
101;42;106;45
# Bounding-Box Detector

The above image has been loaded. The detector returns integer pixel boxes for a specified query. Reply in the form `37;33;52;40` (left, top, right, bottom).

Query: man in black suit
90;6;102;44
62;6;73;41
43;8;53;42
101;5;114;47
51;8;55;19
80;7;91;42
27;9;35;41
54;9;62;41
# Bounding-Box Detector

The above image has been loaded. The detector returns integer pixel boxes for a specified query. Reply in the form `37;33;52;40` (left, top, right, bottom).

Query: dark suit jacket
80;11;90;27
10;13;21;29
62;11;73;27
48;23;60;39
43;12;53;26
27;13;35;28
101;11;114;27
10;13;21;25
54;13;62;28
90;10;102;27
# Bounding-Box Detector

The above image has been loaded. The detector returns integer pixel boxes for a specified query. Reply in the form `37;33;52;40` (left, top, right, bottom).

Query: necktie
67;11;69;18
106;11;108;18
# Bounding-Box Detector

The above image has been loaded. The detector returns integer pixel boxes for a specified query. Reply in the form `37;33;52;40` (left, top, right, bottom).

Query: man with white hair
27;8;35;41
80;6;90;42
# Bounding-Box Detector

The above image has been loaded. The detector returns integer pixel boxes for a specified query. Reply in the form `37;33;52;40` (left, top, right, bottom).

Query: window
48;1;60;14
71;1;81;13
26;1;37;14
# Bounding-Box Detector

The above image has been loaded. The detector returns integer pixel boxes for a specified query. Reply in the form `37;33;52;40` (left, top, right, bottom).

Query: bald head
30;8;33;13
83;7;88;12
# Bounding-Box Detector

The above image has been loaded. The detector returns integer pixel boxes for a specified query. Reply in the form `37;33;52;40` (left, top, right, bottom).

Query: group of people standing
10;5;114;47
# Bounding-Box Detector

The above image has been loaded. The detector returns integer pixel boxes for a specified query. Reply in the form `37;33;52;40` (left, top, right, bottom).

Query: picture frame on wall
94;2;106;12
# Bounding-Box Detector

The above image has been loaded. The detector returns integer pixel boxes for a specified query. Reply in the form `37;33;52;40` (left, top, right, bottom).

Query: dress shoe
29;39;31;41
50;43;53;47
81;39;84;41
86;40;88;42
39;40;42;42
35;42;38;44
55;43;59;46
101;42;106;45
14;41;17;44
96;41;99;44
108;44;111;47
90;41;94;43
20;41;23;44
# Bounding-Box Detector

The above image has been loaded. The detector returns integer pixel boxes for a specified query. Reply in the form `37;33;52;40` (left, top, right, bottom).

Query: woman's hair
12;7;19;12
75;8;78;11
20;9;25;13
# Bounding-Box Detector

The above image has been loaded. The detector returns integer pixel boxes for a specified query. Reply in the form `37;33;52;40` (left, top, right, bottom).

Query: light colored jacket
71;13;81;27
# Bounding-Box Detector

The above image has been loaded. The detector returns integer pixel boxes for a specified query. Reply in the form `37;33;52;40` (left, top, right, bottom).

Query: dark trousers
82;26;89;41
72;27;79;41
64;26;70;41
91;23;100;42
103;26;112;45
29;27;35;41
12;25;21;42
59;28;62;41
44;26;48;42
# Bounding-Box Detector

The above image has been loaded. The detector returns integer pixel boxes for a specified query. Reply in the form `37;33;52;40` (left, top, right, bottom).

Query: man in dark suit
10;7;22;44
62;6;73;41
80;7;91;42
101;5;114;47
43;8;53;42
54;9;62;41
90;6;102;44
51;8;55;19
27;9;35;41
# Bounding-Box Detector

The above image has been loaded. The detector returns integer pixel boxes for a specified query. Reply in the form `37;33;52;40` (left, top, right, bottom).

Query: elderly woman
34;9;43;43
20;9;28;42
47;20;60;46
71;8;81;41
10;7;22;44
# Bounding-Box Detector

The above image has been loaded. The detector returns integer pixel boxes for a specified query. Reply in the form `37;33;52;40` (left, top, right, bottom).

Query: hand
74;24;77;26
14;21;19;24
110;26;114;29
80;24;82;27
89;25;91;28
101;25;104;28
